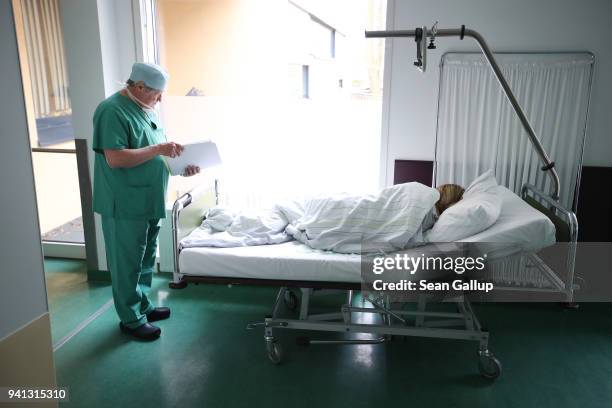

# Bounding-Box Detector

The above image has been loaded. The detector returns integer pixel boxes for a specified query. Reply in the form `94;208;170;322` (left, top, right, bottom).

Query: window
153;0;387;208
139;0;158;63
15;0;73;148
13;0;84;246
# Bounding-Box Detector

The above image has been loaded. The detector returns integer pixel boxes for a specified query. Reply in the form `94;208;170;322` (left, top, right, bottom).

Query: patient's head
435;184;465;215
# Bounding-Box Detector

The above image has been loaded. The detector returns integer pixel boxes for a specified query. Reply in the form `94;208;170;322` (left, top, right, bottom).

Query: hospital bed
168;180;577;379
167;25;579;379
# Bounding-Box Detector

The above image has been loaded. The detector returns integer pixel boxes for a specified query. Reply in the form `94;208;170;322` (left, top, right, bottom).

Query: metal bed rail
170;192;191;287
170;179;219;289
521;183;578;242
521;183;578;302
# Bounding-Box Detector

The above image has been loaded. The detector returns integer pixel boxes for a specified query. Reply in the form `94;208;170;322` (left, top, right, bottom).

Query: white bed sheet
178;186;556;281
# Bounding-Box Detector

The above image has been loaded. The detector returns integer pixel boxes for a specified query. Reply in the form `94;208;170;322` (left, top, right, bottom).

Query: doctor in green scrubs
92;62;199;340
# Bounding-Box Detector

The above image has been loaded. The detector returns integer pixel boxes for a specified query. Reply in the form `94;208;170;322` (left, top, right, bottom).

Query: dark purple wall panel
394;160;434;186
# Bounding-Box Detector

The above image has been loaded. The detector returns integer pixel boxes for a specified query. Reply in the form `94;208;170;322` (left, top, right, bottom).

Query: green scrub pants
102;217;160;329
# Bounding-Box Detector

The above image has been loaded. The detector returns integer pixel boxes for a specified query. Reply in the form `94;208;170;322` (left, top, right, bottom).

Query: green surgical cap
129;62;169;91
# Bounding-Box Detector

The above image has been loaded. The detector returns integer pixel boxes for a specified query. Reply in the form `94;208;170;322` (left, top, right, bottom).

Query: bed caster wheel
169;280;187;289
478;350;502;380
284;290;298;311
266;341;283;365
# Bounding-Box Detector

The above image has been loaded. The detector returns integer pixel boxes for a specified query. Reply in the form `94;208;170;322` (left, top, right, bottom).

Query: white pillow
464;169;498;197
424;190;502;242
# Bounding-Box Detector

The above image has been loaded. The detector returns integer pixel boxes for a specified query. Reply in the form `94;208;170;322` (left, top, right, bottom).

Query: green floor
44;258;112;345
45;259;612;408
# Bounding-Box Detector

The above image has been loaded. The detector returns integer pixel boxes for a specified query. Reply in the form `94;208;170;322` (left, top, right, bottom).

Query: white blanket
180;207;292;248
180;182;440;254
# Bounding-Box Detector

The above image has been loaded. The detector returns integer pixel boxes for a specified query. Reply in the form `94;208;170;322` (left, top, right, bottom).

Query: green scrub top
92;92;169;220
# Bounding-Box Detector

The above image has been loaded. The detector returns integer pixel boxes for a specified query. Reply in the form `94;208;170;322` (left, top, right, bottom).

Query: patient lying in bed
180;182;466;254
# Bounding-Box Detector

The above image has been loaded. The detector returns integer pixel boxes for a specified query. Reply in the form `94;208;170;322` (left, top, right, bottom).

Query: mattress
180;240;361;282
179;186;556;281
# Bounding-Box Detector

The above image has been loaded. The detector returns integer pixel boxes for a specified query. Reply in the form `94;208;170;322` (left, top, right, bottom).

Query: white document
163;141;222;176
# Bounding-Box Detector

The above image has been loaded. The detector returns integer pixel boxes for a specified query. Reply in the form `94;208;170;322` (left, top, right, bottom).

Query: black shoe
146;307;171;322
119;322;161;340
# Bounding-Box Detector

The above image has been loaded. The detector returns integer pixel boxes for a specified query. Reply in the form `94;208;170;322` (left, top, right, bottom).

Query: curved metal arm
365;27;561;201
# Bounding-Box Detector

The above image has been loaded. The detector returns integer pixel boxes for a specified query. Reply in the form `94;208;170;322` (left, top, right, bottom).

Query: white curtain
435;53;593;210
18;0;71;118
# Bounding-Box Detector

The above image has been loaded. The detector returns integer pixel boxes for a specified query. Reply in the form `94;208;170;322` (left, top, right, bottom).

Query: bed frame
166;26;580;380
168;179;577;380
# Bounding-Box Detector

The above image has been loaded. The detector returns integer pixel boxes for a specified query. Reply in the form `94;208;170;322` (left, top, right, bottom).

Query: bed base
169;272;500;378
245;287;501;379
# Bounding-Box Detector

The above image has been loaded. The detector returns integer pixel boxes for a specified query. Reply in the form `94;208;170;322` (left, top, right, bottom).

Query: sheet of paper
163;141;222;176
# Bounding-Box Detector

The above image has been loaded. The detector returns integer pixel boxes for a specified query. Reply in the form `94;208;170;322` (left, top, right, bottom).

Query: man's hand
105;142;184;169
157;142;184;158
182;165;200;177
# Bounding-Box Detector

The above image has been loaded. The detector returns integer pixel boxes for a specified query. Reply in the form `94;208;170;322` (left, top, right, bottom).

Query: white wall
60;0;139;272
381;0;612;186
0;1;48;340
97;0;139;96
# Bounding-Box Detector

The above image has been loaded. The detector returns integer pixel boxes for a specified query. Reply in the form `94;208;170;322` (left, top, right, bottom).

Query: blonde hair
436;184;465;215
